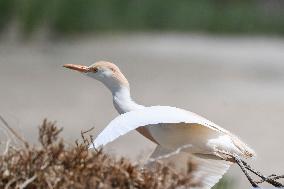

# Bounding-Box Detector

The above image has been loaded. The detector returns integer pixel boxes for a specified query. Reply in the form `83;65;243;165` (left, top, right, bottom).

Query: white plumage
90;105;254;189
64;61;256;189
91;106;254;158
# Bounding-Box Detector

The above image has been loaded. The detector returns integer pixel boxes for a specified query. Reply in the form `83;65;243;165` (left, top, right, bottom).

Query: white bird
63;61;282;189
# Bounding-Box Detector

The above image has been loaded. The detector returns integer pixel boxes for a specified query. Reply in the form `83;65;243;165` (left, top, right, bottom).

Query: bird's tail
190;155;232;189
148;146;233;189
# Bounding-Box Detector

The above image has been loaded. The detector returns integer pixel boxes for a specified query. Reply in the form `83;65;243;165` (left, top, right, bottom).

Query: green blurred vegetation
213;176;234;189
0;0;284;35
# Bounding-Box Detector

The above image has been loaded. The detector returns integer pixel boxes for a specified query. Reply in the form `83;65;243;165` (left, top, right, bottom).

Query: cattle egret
64;61;283;189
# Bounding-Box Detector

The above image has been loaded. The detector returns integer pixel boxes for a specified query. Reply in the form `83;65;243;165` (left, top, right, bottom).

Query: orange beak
63;64;90;73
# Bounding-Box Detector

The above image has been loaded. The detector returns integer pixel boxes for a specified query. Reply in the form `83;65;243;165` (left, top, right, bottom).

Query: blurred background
0;0;284;188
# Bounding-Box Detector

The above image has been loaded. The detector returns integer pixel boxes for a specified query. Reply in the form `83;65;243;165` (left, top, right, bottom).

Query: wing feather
191;157;232;189
90;106;226;149
148;147;232;189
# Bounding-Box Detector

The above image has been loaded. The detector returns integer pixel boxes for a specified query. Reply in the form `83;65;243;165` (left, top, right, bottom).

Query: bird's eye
92;67;98;73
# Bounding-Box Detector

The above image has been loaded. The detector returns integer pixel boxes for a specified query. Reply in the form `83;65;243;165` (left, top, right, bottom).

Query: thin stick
3;139;11;155
233;155;259;188
146;144;192;164
268;175;284;180
89;135;98;152
81;127;95;134
0;115;29;148
256;174;283;184
81;127;95;146
19;175;37;189
241;160;284;187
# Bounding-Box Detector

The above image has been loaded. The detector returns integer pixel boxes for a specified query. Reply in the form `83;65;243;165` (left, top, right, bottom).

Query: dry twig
0;115;29;148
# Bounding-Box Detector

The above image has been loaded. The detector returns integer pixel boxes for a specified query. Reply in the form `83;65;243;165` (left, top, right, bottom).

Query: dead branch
0;115;29;148
80;127;94;146
19;175;37;189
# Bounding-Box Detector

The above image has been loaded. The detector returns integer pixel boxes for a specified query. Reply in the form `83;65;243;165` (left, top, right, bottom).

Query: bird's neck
111;86;144;114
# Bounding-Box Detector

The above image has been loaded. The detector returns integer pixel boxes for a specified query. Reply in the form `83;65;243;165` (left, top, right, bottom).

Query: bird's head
63;61;129;92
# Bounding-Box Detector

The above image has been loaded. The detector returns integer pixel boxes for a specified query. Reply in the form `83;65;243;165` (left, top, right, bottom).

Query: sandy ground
0;33;284;188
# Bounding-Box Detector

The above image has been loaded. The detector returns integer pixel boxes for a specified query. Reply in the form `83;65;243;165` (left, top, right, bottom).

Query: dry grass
0;119;199;189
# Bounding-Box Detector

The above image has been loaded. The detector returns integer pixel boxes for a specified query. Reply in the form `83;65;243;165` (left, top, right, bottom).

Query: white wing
91;106;255;189
90;106;255;158
90;106;220;148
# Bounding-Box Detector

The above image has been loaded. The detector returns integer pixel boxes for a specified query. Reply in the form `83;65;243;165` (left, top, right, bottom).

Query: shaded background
1;0;284;188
